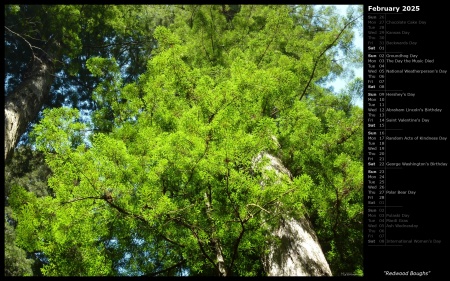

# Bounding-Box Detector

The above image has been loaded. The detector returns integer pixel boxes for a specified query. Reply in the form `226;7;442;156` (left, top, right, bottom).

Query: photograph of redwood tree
5;5;363;276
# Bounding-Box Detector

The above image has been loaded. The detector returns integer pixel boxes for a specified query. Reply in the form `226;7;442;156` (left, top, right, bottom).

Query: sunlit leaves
15;4;363;276
31;107;87;154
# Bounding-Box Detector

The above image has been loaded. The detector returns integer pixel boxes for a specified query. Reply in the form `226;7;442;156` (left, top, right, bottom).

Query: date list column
366;12;387;246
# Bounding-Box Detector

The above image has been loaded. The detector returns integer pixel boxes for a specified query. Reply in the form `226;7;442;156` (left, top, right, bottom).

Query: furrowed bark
4;53;55;163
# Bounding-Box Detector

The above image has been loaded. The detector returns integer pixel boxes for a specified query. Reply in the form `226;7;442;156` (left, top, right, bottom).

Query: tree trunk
4;53;55;163
253;151;332;276
263;217;332;276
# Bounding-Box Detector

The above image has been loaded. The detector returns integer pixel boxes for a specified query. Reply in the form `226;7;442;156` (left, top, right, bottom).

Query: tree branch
60;196;102;205
204;191;227;276
256;16;281;67
299;14;362;101
83;40;146;49
147;258;187;277
229;218;246;273
244;187;296;223
5;26;36;60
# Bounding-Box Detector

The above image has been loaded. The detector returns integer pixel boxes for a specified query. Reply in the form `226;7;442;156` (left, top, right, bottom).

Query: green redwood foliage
9;5;363;276
4;4;174;139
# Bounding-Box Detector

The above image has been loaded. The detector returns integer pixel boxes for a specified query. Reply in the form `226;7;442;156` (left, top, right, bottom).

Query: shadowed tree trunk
4;50;56;163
